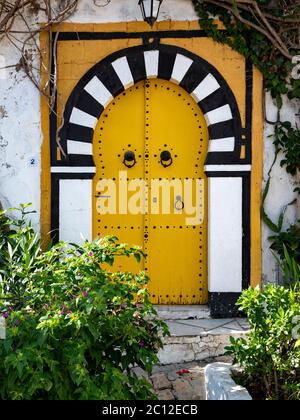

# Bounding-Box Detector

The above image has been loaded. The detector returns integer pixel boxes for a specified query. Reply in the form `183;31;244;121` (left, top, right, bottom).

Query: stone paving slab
236;319;250;329
166;322;206;336
166;318;249;336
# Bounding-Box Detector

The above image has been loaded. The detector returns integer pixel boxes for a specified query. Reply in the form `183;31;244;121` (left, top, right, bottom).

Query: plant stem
273;366;280;400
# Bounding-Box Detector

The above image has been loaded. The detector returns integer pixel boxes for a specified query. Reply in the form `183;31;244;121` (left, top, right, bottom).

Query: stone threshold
154;305;210;320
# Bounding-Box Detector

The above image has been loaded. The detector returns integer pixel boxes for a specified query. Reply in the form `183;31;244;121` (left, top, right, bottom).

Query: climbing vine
0;1;112;109
193;0;300;103
0;1;111;156
193;0;300;237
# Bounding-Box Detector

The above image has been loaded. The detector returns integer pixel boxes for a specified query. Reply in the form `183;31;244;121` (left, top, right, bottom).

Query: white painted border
59;179;92;243
69;107;98;129
191;73;220;103
205;104;233;126
144;50;159;78
51;167;96;173
208;137;235;153
67;140;93;155
112;56;134;89
208;177;243;293
171;53;193;84
205;164;251;172
84;76;113;108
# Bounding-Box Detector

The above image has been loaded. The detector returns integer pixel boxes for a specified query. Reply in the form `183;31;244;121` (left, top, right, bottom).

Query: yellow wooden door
93;79;208;304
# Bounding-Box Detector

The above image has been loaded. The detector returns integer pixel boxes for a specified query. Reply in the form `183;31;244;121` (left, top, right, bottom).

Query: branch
204;0;293;59
0;0;21;31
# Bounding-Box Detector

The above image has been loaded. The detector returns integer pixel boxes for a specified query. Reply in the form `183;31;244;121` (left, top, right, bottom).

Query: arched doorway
48;41;261;317
93;79;209;304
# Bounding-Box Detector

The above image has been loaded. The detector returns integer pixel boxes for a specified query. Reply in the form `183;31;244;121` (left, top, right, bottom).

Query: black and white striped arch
58;44;245;169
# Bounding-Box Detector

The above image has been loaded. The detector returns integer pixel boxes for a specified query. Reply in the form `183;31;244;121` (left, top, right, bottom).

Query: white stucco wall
68;0;198;23
0;36;42;228
0;0;298;283
263;94;299;283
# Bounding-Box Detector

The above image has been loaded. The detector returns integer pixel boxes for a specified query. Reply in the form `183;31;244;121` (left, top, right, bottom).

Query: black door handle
160;150;173;168
123;150;136;168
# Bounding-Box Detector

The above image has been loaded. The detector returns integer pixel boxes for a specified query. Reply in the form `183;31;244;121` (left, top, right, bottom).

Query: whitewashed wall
67;0;198;23
0;37;42;227
0;0;298;283
263;94;299;283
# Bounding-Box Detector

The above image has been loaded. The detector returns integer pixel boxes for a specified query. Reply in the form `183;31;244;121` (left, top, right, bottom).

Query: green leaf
229;336;236;345
134;253;141;263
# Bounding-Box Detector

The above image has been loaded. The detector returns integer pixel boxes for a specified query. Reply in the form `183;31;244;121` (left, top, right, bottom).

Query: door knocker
160;150;173;168
175;195;184;211
123;150;136;168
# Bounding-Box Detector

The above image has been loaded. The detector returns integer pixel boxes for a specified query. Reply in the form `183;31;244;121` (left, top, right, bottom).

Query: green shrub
270;222;300;264
226;285;300;400
279;245;300;286
269;223;300;286
0;204;42;310
0;207;169;400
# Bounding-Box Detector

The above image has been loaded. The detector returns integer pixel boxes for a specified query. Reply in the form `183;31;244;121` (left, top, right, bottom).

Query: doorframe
41;26;263;317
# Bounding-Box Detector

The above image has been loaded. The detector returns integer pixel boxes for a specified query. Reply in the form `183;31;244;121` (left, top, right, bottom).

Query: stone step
154;305;210;320
158;318;249;365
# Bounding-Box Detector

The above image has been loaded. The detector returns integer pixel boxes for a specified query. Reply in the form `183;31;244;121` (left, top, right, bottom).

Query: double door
93;79;208;304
